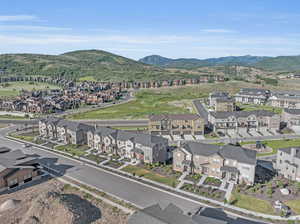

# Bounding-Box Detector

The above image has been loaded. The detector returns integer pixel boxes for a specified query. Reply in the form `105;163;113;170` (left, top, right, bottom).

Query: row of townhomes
148;114;205;136
173;142;257;185
208;110;280;133
0;147;41;192
39;117;170;164
87;127;170;164
39;117;258;185
235;88;300;109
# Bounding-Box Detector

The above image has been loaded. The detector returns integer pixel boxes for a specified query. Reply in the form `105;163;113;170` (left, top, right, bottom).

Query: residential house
148;114;205;136
235;88;270;105
173;142;257;185
39;117;62;139
209;92;230;108
209;110;280;133
56;120;93;145
0;147;40;192
282;108;300;128
269;90;300;109
276;147;300;181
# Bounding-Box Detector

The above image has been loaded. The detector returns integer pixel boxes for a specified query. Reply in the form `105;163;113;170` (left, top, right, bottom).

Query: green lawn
55;144;89;157
241;138;300;157
70;81;250;120
237;104;283;114
0;81;60;97
230;192;276;215
285;200;300;215
121;165;179;187
10;133;35;142
0;114;29;120
78;76;97;82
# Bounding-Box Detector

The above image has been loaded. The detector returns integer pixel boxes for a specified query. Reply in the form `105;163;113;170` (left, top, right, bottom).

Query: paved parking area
249;130;261;137
291;126;300;134
239;129;251;137
162;135;173;141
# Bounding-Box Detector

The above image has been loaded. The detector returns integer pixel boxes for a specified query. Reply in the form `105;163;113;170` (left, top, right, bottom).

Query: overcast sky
1;0;300;59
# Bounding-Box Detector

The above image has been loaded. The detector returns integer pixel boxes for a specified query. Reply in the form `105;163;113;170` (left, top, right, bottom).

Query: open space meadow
0;81;60;97
70;81;262;120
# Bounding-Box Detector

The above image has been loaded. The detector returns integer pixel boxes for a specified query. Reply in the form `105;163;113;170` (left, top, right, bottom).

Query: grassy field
237;104;283;114
55;144;89;157
230;192;275;215
121;165;179;187
70;81;257;120
0;81;60;97
241;138;300;157
78;76;97;82
285;200;300;215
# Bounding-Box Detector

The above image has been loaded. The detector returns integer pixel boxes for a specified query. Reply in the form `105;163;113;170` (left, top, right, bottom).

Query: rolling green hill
0;50;199;81
139;55;269;68
140;54;300;72
254;55;300;71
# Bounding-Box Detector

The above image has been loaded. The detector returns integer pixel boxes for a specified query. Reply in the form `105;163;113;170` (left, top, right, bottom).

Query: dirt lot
0;179;129;224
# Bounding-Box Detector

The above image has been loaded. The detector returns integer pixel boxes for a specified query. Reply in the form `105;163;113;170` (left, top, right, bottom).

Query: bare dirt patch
0;179;128;224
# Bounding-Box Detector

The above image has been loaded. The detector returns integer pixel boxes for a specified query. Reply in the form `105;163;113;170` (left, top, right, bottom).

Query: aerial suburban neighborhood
1;1;300;224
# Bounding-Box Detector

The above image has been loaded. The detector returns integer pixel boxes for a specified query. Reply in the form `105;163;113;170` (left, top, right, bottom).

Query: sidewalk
7;135;300;222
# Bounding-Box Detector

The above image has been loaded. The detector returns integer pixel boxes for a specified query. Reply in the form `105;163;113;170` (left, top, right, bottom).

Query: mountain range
139;54;300;71
0;50;300;82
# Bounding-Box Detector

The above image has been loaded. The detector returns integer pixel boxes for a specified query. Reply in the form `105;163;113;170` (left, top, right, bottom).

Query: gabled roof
0;149;39;173
182;142;257;165
128;203;227;224
210;110;276;119
57;119;93;132
236;88;270;96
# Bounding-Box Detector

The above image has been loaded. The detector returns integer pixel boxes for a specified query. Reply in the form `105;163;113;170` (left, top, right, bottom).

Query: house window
9;178;18;186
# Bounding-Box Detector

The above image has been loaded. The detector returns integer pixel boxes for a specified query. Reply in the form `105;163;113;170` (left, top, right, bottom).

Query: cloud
0;15;37;22
200;29;236;33
0;25;71;32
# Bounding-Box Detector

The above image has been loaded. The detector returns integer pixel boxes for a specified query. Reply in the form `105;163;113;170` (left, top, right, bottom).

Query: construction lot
0;178;129;224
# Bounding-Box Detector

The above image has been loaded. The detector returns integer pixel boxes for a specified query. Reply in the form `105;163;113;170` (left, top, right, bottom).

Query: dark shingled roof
57;119;93;132
182;142;257;165
149;114;202;121
210;110;276;119
236;88;270;96
128;203;226;224
284;108;300;115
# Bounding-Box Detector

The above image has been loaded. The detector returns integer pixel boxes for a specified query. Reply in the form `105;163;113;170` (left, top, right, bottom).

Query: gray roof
94;127;168;147
0;149;38;173
284;108;300;115
210;92;229;98
40;116;62;125
57;119;93;132
182;142;257;165
210;110;276;119
237;88;270;96
278;147;300;159
128;203;224;224
216;97;234;103
149;114;202;121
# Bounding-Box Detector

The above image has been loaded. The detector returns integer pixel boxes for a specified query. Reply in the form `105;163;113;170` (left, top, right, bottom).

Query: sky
1;0;300;59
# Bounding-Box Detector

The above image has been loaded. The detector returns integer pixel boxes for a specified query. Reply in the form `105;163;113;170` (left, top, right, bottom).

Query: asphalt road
0;126;199;212
193;100;209;124
0;119;148;127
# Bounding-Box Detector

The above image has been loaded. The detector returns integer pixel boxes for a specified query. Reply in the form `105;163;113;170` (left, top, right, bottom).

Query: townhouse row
39;118;258;185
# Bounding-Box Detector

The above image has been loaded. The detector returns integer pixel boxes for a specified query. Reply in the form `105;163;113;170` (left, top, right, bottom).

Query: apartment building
87;127;170;164
269;90;300;109
0;147;40;192
148;114;205;136
209;92;235;112
276;147;300;182
209;110;280;133
173;142;256;185
235;88;270;105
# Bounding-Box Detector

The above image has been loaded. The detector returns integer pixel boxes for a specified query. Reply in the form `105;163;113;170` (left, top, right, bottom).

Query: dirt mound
0;179;128;224
0;199;21;212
